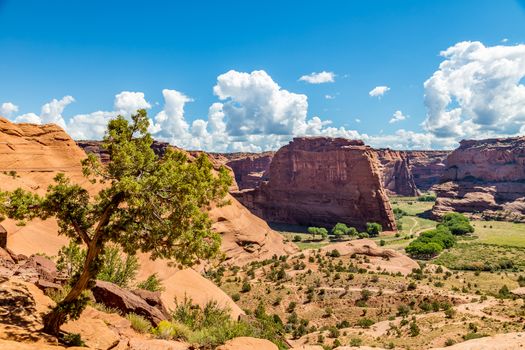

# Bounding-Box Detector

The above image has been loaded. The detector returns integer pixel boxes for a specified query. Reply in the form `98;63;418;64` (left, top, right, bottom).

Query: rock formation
432;137;525;221
405;150;450;192
233;137;396;231
375;149;419;196
220;152;274;190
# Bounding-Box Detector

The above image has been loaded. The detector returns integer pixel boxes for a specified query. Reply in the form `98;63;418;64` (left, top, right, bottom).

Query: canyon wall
232;137;397;231
432;137;525;221
376;149;419;196
406;150;449;191
221;152;274;190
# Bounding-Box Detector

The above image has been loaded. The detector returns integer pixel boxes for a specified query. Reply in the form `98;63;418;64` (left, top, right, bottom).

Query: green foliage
137;273;164;292
292;235;302;242
440;212;475;235
418;193;436;202
126;313;152;333
0;110;232;334
61;333;84;347
405;226;456;259
56;242;139;288
307;227;329;240
97;245;139;288
366;222;382;236
393;207;407;220
164;297;285;349
356;318;375;328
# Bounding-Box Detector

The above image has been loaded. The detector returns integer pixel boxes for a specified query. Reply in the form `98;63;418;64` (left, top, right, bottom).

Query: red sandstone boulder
91;280;168;326
233;137;396;231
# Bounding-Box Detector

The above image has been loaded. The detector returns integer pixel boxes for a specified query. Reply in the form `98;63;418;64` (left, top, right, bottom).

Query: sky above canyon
1;0;525;152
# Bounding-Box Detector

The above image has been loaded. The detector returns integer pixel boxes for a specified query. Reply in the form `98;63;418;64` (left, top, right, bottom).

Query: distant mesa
432;136;525;222
231;137;397;231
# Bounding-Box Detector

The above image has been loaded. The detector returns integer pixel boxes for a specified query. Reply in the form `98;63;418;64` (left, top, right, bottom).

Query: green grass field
470;220;525;247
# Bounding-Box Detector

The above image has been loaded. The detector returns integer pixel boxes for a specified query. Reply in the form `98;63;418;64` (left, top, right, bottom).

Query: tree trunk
43;242;102;336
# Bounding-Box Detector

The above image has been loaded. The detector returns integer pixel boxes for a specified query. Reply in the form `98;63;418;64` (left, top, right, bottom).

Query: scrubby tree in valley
439;212;474;235
366;222;382;236
0;110;231;336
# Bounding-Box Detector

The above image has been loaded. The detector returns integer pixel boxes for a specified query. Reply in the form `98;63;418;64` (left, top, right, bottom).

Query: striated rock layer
406;150;450;192
432;137;525;221
221;152;275;190
375;149;419;196
233;137;396;231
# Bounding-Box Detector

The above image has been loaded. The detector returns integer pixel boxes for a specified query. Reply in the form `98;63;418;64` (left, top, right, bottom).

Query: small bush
137;273;164;292
62;333;84;347
153;320;192;340
127;313;152;333
241;281;252;293
356;318;375;328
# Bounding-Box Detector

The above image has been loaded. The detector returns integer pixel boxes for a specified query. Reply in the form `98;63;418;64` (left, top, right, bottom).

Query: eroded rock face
405;150;450;192
221;152;274;190
233;137;396;231
432;137;525;221
375;149;419;196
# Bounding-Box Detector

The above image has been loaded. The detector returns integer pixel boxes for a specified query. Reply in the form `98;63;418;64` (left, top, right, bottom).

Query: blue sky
1;0;525;151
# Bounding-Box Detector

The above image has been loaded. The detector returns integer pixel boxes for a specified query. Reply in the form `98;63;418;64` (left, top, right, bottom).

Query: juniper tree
0;110;231;336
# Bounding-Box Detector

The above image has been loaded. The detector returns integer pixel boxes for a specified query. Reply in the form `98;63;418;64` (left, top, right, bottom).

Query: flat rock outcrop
233;137;396;231
376;149;419;196
432;137;525;221
406;150;449;192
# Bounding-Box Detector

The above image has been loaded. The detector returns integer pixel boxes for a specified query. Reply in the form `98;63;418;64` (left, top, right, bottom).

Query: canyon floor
211;195;525;349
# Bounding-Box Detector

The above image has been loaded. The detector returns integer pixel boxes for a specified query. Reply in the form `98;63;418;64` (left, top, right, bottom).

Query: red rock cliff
432;137;525;221
222;152;274;190
405;150;449;191
375;149;419;196
232;137;397;231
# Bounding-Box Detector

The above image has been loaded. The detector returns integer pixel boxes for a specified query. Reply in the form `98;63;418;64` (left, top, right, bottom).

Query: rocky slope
375;149;419;196
233;137;396;231
432;137;525;221
405;150;449;192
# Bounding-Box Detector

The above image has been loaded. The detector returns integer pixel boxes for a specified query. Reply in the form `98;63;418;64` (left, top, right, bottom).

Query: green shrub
292;235;302;242
440;212;474;235
241;281;252;293
62;333;84;347
97;245;139;288
356;318;375;328
232;293;241;302
153;320;192;340
137;273;164;292
126;313;152;333
418;193;436;202
366;222;382;236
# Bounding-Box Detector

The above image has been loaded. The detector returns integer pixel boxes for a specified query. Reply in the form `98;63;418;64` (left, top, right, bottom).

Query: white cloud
0;102;19;117
355;118;361;123
299;71;335;84
40;96;75;128
502;38;509;43
15;113;41;124
325;94;335;100
369;86;390;97
389;110;408;123
423;41;525;139
114;91;151;116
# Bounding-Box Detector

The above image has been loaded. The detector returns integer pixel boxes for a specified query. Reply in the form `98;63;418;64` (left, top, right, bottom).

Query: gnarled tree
0;110;231;336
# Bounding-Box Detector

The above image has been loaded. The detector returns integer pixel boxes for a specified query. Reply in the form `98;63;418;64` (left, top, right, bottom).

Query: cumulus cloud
40;96;75;128
114;91;151;116
299;71;335;84
423;41;525;139
0;102;19;117
389;110;408;123
369;86;390;97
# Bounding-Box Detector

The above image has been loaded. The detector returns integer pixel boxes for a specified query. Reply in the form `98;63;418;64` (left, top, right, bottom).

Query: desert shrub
366;222;382;236
137;273;164;292
405;226;456;259
518;275;525;287
153;320;191;340
357;232;369;239
350;337;362;346
127;313;152;333
405;241;443;259
62;333;84;347
241;281;252;293
356;318;375;328
328;249;341;258
393;207;407;220
445;338;455;346
293;235;302;242
231;293;240;302
409;321;420;336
